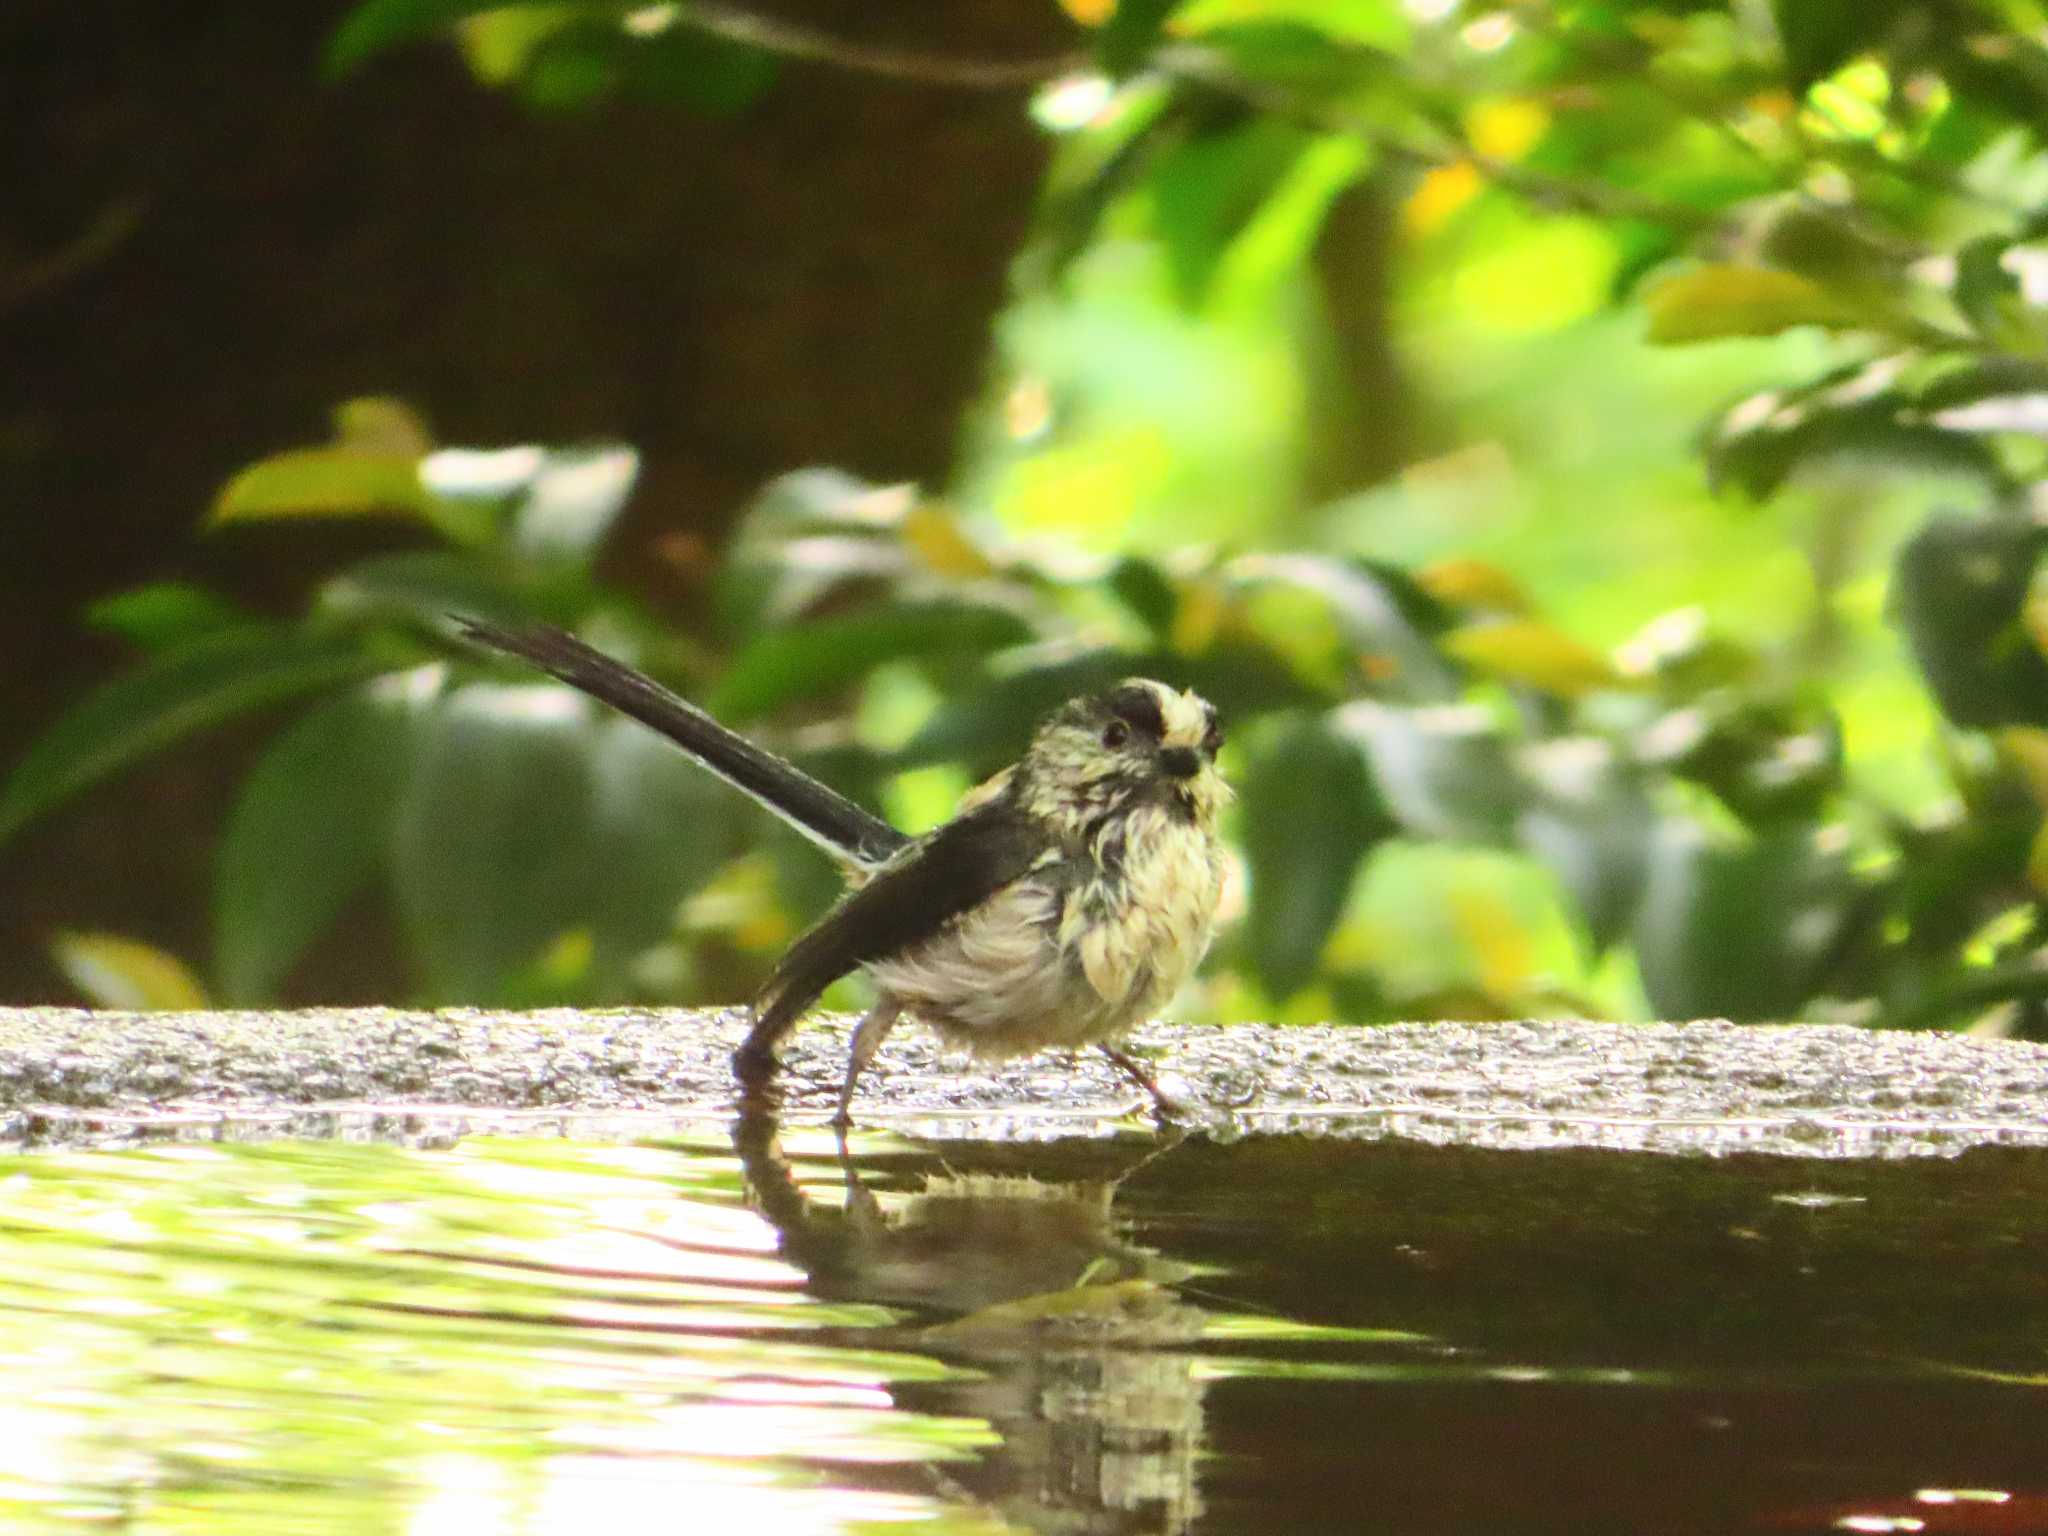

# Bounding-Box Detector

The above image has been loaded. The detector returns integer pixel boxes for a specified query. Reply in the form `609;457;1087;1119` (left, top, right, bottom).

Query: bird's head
1018;678;1229;829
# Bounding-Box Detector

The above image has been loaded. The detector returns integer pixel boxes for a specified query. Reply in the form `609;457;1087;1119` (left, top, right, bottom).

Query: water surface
2;1115;2045;1534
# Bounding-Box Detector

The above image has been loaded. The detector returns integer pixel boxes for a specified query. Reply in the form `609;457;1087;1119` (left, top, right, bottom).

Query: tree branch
679;1;1086;89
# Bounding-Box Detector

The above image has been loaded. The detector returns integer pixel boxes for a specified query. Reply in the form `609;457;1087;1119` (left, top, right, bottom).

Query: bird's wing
455;617;910;869
748;802;1048;1048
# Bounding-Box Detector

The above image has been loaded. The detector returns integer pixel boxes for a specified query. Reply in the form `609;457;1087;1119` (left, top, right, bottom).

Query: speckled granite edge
2;1008;2046;1157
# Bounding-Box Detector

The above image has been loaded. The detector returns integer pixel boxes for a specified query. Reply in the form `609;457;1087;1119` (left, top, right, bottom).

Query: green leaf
214;685;423;1004
208;397;506;547
709;601;1037;724
1338;702;1522;844
0;628;382;846
1707;373;2002;502
1643;264;1855;344
1177;3;1410;56
1151;118;1315;308
83;583;252;650
504;444;639;565
1241;712;1389;998
607;21;778;114
1638;692;1843;825
391;684;740;1001
211;447;433;524
50;932;212;1011
1918;356;2048;422
327;0;500;74
1233;554;1458;702
1772;0;1904;92
904;644;1322;776
1633;818;1855;1020
1442;619;1621;698
1026;81;1179;290
1107;557;1180;637
315;549;547;632
717;468;915;633
457;11;779;113
1515;740;1653;953
1098;0;1179;77
1891;513;2048;730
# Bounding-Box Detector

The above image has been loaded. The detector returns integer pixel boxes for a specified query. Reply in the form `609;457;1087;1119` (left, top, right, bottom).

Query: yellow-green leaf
208;396;460;533
1998;726;2048;811
901;503;996;579
51;931;211;1011
1642;264;1854;344
211;448;432;525
1443;619;1622;697
1417;556;1531;616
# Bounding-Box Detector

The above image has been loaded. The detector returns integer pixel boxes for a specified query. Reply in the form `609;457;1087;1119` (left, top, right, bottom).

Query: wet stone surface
2;1008;2046;1155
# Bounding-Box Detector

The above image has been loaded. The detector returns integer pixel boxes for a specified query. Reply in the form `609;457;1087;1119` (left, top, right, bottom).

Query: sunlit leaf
210;448;433;525
1415;557;1529;616
1151;118;1316;308
0;628;382;846
1643;264;1854;344
50;931;210;1011
900;504;996;579
214;685;423;1004
1175;0;1410;52
1442;620;1621;698
508;443;639;566
206;397;495;543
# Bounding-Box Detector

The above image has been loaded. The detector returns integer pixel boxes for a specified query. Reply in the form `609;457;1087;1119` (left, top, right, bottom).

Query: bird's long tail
454;618;909;870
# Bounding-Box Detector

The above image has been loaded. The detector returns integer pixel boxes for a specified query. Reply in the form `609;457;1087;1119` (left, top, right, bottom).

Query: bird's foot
1098;1044;1193;1123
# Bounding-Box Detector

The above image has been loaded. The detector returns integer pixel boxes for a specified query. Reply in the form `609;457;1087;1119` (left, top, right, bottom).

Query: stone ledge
1;1007;2045;1156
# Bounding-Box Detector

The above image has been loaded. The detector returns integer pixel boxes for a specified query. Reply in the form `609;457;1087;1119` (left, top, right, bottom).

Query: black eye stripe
1105;685;1166;739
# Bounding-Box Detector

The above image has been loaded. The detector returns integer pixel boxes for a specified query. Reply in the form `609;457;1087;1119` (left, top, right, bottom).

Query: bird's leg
1099;1043;1186;1120
834;1123;886;1235
834;999;903;1128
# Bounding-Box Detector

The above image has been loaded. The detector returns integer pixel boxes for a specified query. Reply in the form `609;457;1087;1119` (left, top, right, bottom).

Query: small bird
455;619;1229;1121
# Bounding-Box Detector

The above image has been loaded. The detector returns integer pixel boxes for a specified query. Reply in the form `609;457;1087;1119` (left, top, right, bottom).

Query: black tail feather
453;617;908;869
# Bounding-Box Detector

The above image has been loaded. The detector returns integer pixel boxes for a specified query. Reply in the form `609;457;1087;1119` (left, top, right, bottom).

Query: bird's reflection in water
731;1105;1210;1536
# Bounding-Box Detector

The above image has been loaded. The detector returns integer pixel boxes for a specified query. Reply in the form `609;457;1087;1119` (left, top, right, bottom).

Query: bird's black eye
1102;720;1130;750
1202;713;1224;757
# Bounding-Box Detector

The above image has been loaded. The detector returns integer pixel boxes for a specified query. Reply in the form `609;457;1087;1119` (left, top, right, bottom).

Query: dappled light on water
3;1121;2048;1533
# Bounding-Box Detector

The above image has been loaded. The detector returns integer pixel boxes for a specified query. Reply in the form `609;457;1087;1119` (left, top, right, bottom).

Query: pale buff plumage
866;680;1229;1060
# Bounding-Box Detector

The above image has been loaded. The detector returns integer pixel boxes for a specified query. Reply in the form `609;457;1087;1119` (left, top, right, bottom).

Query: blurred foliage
13;0;2048;1034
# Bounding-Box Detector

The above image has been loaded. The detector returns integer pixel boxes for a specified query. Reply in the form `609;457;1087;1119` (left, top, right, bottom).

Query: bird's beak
1158;745;1201;780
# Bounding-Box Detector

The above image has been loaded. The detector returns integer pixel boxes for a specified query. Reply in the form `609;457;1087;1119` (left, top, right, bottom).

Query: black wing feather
455;617;909;869
747;803;1046;1050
